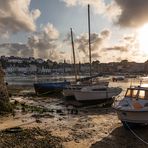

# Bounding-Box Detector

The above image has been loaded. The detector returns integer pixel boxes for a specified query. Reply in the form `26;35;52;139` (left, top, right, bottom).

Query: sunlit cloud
75;29;110;56
0;23;66;61
0;0;41;36
103;46;128;52
27;23;67;61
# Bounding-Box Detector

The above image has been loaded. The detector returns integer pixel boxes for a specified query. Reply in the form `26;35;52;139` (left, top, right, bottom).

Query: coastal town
1;56;148;75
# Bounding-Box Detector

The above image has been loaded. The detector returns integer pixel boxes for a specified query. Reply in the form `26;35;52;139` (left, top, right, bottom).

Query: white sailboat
63;5;109;98
63;80;109;98
72;4;122;102
74;85;122;101
113;85;148;127
63;29;108;98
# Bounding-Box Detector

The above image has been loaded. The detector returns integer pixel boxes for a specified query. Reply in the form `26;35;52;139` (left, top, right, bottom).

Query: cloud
62;0;148;28
124;36;135;42
98;33;147;62
75;29;110;56
62;0;77;6
28;23;63;60
103;45;128;52
106;1;121;20
91;52;100;59
63;30;77;42
43;23;59;40
0;0;41;35
0;43;32;57
62;29;110;62
0;23;65;61
61;0;120;20
102;34;138;56
100;29;111;38
115;0;148;27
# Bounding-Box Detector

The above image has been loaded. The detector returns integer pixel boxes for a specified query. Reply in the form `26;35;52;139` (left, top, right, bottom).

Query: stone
0;64;12;113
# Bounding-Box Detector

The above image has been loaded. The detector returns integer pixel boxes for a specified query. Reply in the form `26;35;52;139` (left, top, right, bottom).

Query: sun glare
138;23;148;53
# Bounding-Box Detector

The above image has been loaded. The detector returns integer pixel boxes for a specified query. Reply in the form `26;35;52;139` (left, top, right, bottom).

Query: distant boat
34;81;70;95
112;76;125;81
74;85;122;102
113;85;148;127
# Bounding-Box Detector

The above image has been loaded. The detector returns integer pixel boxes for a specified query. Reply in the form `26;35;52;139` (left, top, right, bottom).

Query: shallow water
5;74;148;86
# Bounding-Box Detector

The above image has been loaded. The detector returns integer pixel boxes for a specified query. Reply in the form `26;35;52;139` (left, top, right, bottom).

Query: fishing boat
74;85;122;102
34;81;70;95
113;85;148;127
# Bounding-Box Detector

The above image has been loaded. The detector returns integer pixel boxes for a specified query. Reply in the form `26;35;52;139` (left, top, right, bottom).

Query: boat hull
63;85;84;98
63;81;109;98
63;88;80;98
115;109;148;123
74;87;122;101
34;81;70;95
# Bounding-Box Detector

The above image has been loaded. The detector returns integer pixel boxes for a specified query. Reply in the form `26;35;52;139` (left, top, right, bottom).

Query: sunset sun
138;23;148;53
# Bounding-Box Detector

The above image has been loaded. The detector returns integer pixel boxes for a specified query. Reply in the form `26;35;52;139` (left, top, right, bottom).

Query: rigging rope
125;122;148;145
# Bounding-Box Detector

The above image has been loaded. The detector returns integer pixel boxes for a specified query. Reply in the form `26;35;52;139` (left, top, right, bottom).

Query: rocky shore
0;127;63;148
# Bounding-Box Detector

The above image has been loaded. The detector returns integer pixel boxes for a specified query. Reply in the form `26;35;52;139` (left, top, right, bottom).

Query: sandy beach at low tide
0;80;148;148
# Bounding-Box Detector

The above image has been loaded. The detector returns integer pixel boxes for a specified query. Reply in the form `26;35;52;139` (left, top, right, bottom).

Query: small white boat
74;85;122;102
63;81;109;98
113;85;148;126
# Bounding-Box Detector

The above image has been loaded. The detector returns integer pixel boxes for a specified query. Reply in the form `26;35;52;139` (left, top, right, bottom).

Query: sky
0;0;148;63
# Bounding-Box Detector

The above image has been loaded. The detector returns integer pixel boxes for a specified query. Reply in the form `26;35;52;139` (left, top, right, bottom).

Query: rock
75;139;80;143
0;127;63;148
36;119;42;123
56;109;62;113
0;65;12;113
3;127;23;133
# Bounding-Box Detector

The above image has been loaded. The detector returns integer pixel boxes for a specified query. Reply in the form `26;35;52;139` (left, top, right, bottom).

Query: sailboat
63;28;108;98
73;4;122;102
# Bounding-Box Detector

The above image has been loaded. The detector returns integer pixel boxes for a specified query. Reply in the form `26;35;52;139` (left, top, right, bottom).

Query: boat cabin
125;87;148;100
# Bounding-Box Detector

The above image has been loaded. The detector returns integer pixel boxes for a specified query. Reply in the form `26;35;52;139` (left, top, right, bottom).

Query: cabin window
132;90;138;98
138;90;145;99
145;91;148;99
125;89;131;97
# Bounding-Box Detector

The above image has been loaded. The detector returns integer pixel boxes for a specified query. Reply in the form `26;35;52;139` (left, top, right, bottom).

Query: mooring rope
125;122;148;145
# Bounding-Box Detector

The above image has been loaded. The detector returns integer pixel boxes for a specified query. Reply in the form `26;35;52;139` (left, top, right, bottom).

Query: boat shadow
62;97;116;116
91;125;148;148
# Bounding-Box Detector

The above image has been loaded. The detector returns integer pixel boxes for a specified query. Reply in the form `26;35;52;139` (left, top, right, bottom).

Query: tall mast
70;28;77;81
88;4;92;77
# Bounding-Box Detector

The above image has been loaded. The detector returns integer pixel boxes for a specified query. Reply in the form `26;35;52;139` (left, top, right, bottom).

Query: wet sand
0;82;148;148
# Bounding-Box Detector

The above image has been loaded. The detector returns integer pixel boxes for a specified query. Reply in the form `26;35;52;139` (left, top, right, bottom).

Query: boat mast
88;4;92;77
70;28;77;81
